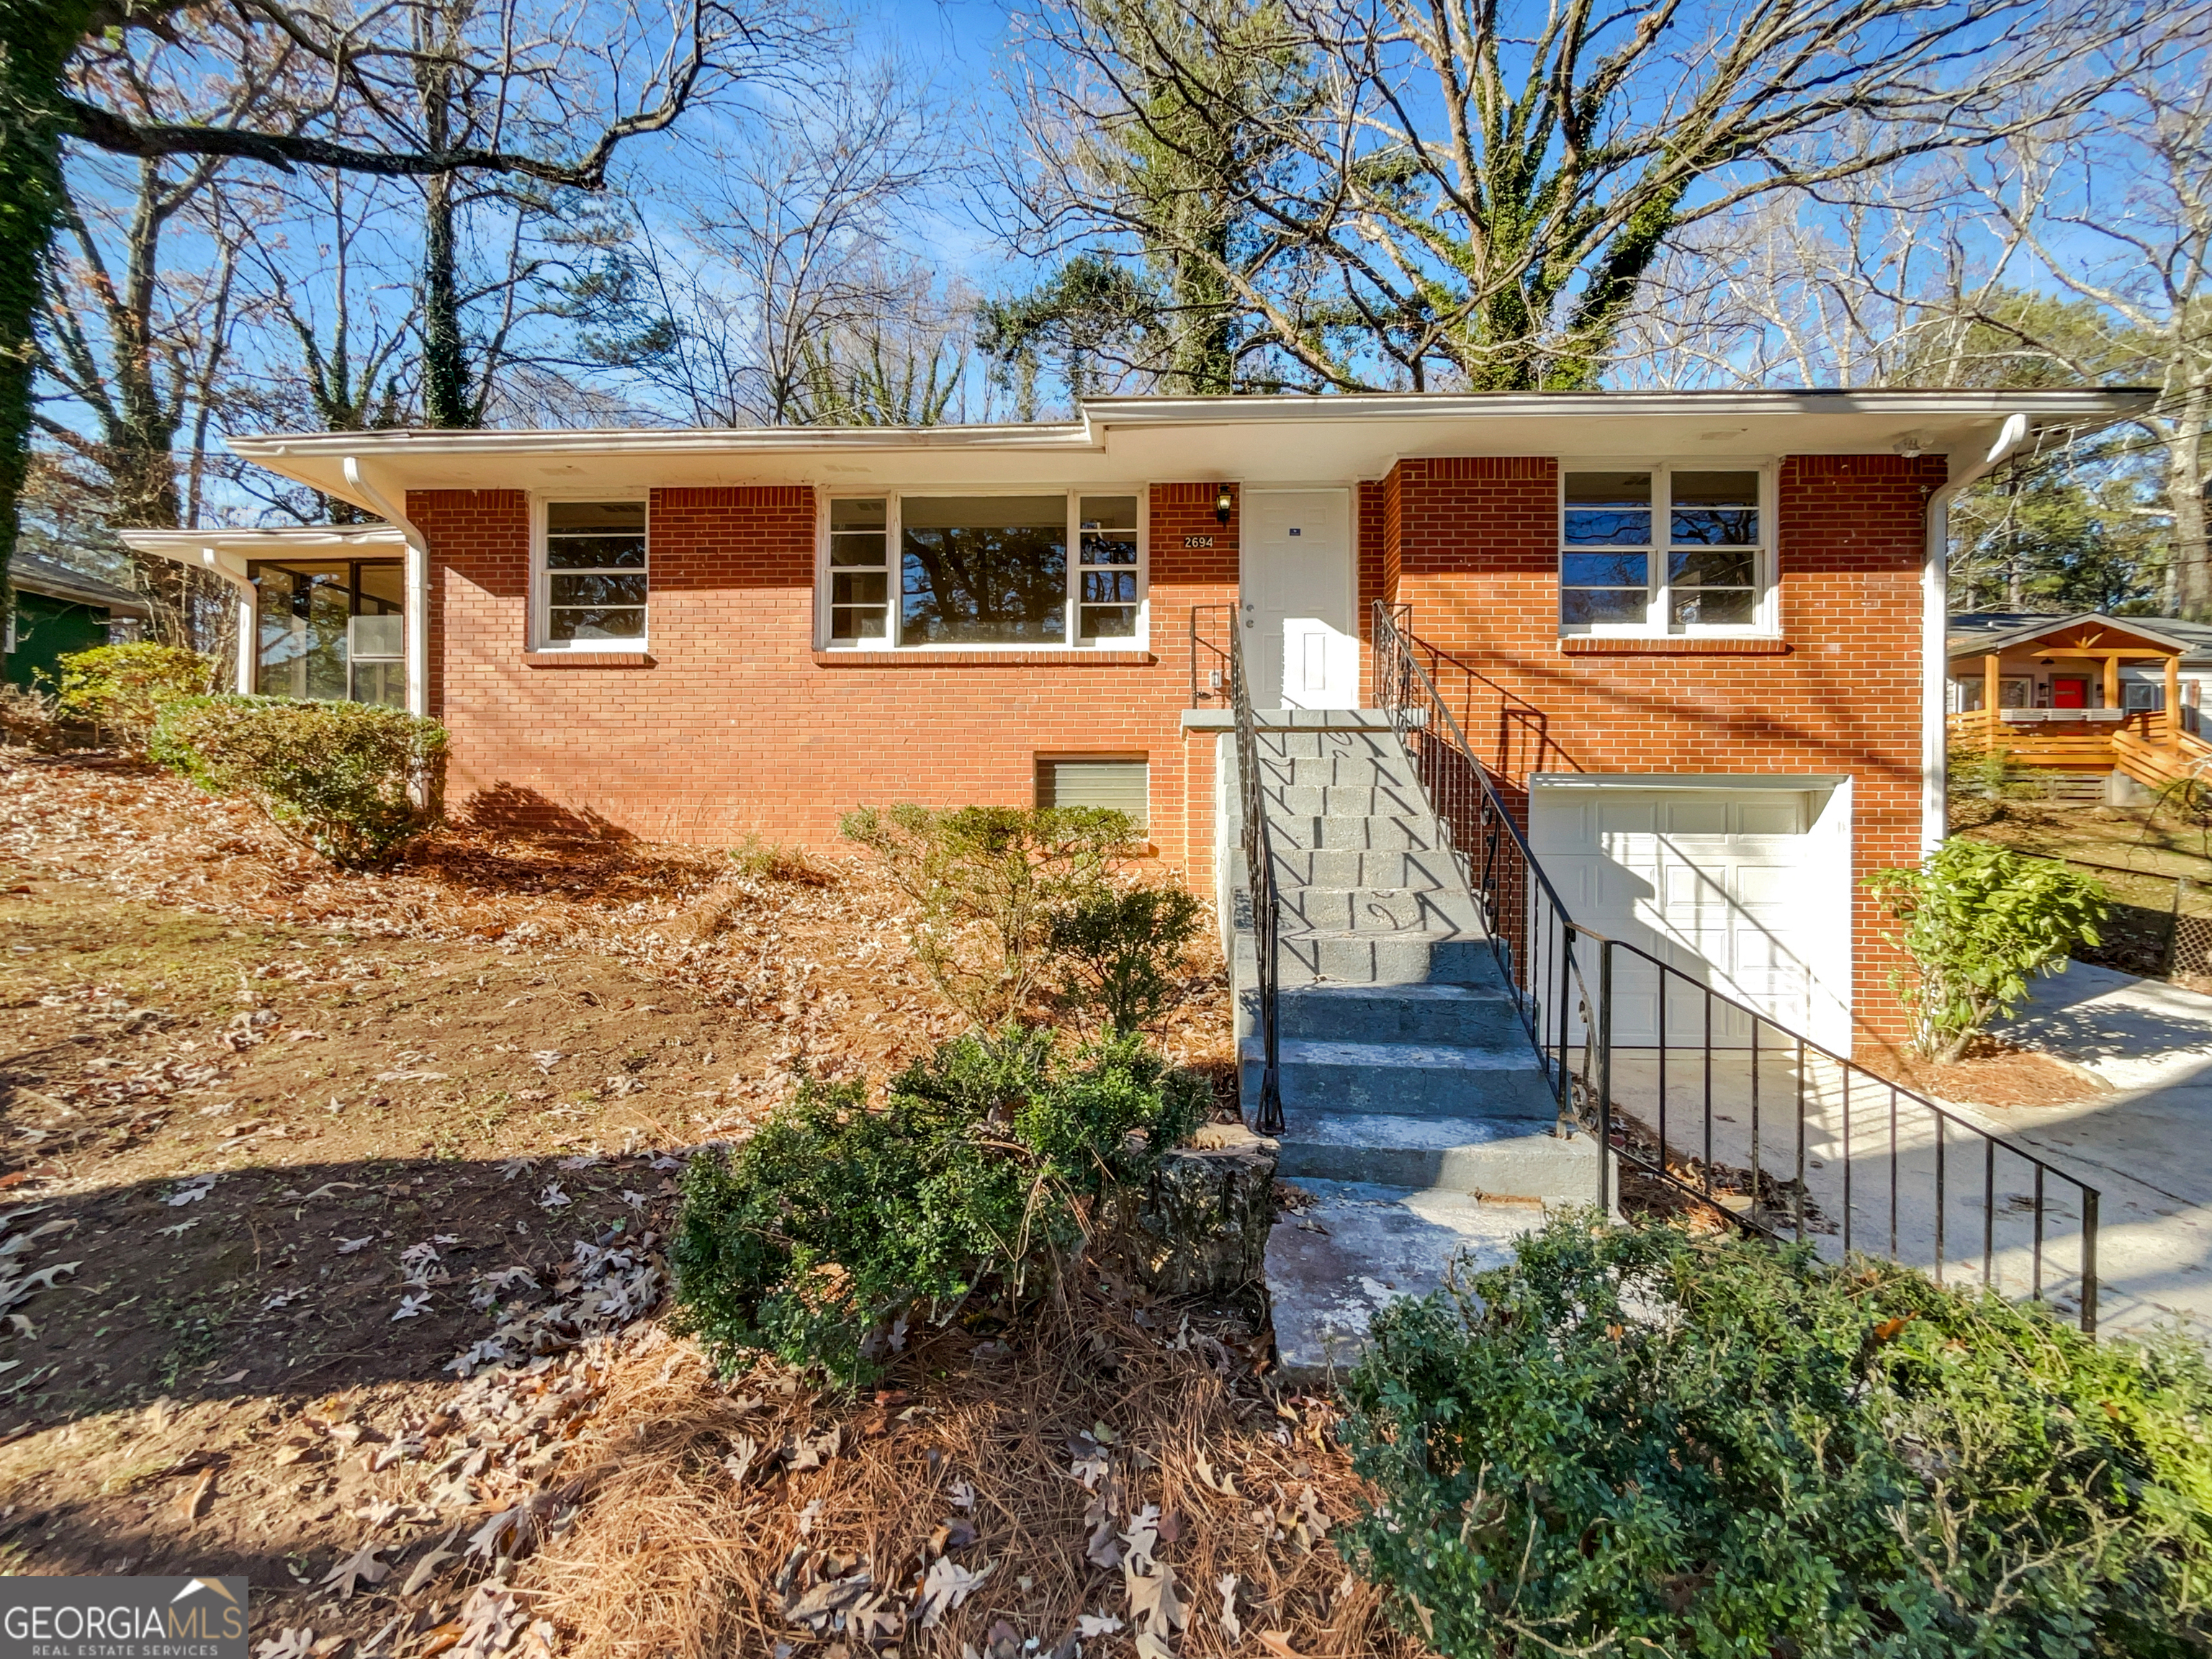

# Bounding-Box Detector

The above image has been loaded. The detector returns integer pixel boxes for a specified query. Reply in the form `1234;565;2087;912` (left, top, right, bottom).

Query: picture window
822;490;1147;649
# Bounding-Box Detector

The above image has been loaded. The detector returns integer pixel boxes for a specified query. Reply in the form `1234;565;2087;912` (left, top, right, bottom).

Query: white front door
1242;489;1357;709
1530;781;1852;1051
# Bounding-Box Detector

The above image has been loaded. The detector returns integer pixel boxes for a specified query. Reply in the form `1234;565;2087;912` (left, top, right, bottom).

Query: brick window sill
1560;636;1791;656
523;651;656;668
812;649;1157;667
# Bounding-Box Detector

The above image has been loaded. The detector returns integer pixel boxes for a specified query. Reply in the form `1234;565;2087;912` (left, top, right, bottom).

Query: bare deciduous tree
1012;0;2131;393
1;0;824;609
1626;41;2208;616
585;65;970;425
1955;76;2212;614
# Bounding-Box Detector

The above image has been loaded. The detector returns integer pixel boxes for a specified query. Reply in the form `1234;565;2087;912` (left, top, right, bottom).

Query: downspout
199;547;256;694
342;457;431;720
1922;411;2030;853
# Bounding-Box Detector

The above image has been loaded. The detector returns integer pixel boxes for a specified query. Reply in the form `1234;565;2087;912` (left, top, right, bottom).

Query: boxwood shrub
152;694;448;868
670;1028;1209;1382
55;640;213;745
1341;1218;2212;1658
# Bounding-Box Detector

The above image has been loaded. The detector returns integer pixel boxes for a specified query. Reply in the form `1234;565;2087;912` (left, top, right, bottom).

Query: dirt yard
1954;793;2212;890
0;750;1411;1659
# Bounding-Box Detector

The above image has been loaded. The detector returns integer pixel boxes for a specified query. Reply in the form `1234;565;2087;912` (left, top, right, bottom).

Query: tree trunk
0;0;109;615
415;0;477;430
420;168;472;428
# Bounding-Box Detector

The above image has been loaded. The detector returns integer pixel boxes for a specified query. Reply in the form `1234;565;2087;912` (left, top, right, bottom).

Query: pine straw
519;1267;1424;1659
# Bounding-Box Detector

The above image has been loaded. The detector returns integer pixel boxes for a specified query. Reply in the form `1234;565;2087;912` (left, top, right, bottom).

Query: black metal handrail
1398;621;1580;787
1189;603;1232;709
1228;613;1283;1135
1588;932;2100;1331
1372;601;2104;1334
1371;602;1590;1123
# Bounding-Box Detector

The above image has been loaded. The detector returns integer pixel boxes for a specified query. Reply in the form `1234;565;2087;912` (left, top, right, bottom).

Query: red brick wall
407;484;1239;883
409;454;1941;1052
1380;451;1946;1053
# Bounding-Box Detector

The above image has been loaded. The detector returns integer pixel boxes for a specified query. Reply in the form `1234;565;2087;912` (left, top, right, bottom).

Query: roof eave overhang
215;387;2159;503
117;525;409;579
12;574;150;616
1946;611;2193;660
1080;387;2157;428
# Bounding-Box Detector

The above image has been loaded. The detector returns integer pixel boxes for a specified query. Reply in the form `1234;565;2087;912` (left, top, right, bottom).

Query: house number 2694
1182;534;1215;548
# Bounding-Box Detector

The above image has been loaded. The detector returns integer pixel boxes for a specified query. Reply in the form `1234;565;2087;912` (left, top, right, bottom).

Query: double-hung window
538;500;647;649
819;490;1146;649
1560;467;1768;635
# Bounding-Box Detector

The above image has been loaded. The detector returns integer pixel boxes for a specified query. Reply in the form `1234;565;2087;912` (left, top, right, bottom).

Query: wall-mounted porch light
1214;485;1233;524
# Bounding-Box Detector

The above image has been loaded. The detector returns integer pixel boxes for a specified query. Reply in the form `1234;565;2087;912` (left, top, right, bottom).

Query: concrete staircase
1222;710;1602;1380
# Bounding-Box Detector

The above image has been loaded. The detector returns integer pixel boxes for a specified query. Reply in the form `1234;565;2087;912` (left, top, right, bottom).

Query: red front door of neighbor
2052;677;2090;709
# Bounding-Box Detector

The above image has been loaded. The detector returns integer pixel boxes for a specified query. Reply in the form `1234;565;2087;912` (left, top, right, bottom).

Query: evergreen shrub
151;694;448;868
1341;1218;2212;1658
54;640;212;743
670;1029;1208;1381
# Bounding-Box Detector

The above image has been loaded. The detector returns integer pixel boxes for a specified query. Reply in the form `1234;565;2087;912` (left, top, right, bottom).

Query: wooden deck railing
1950;708;2212;790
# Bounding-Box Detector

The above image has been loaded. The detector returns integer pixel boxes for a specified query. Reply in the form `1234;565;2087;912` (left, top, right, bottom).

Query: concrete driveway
1987;960;2212;1346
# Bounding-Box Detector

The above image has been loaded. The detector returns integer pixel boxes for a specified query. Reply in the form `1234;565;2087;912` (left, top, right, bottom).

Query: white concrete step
1279;885;1485;935
1269;926;1498;985
1267;1107;1597;1196
1267;1180;1544;1382
1264;754;1423;789
1269;847;1464;891
1278;982;1524;1046
1268;812;1448;852
1249;1038;1565;1119
1267;783;1430;818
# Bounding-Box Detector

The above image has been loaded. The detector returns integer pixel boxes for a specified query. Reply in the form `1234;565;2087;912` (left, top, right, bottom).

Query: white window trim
1557;460;1777;639
814;486;1150;652
531;492;650;653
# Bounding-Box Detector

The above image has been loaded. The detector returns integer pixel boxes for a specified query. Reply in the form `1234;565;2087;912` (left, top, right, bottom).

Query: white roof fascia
225;388;2147;461
119;526;408;555
213;388;2155;505
118;525;408;582
227;422;1098;461
1082;387;2152;427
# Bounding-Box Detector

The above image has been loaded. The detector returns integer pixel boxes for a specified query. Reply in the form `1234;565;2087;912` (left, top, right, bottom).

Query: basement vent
1037;757;1148;830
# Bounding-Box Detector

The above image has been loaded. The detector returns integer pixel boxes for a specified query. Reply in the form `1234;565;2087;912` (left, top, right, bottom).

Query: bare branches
579;59;974;426
1008;0;2142;390
66;0;822;193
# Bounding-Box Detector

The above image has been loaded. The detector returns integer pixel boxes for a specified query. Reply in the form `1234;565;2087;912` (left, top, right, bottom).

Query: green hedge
54;641;213;743
670;1029;1209;1382
151;695;448;868
1341;1219;2212;1657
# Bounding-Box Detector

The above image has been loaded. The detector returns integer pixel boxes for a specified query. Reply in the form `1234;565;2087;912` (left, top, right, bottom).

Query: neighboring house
1951;610;2212;726
1946;610;2212;801
121;388;2144;1056
4;549;151;691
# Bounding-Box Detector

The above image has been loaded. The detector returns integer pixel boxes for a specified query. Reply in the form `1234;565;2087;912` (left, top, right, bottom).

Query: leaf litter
0;751;1387;1655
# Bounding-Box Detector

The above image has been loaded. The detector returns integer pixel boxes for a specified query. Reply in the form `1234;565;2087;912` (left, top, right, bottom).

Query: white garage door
1529;781;1850;1049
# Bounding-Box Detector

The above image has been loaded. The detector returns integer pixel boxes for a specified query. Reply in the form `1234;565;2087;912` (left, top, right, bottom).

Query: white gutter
342;458;431;720
1922;411;2031;853
221;388;2154;462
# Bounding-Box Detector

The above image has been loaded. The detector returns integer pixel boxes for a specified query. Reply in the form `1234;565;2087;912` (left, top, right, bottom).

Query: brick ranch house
122;389;2144;1056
